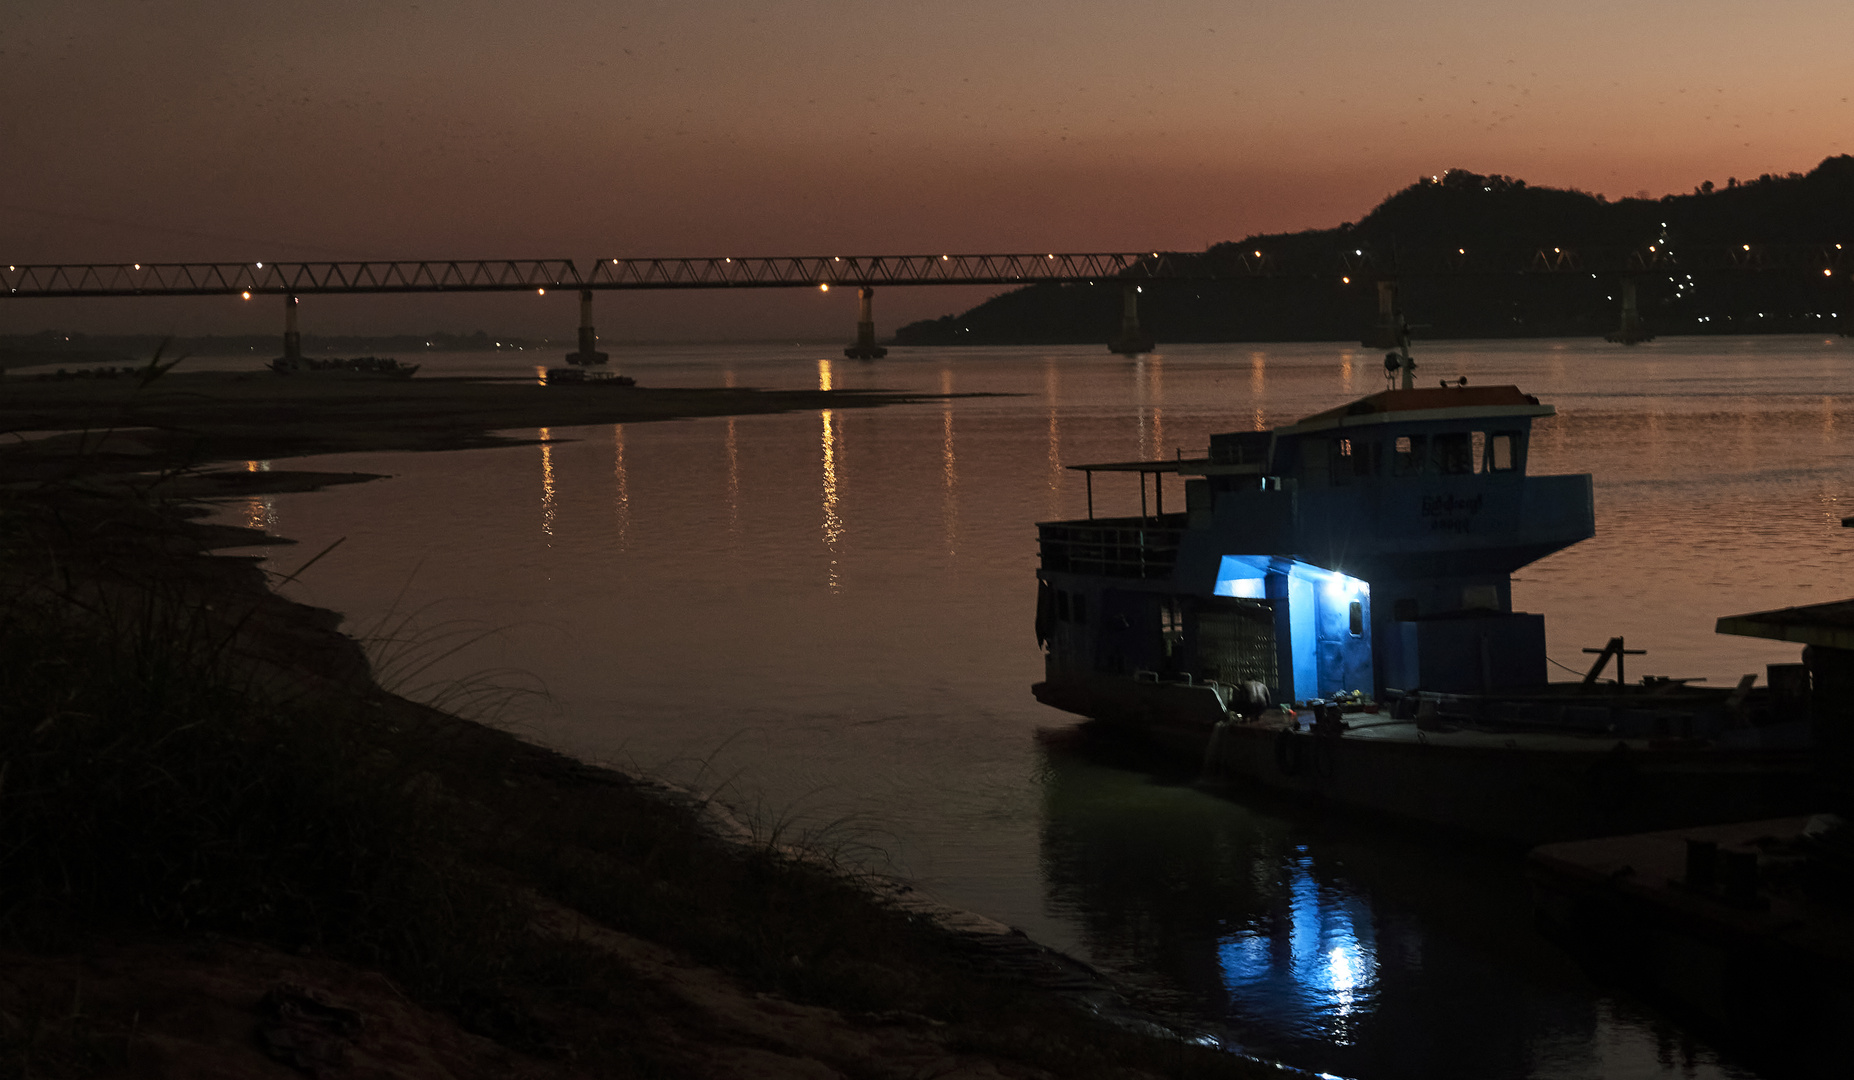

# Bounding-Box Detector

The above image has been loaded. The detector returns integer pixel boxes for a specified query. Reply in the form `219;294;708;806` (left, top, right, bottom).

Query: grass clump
0;498;659;1070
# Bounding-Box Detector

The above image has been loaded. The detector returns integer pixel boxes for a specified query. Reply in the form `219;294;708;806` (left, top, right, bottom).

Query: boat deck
1528;816;1854;1073
1249;709;1767;756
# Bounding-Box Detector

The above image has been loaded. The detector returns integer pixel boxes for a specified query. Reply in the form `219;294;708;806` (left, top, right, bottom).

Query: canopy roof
1717;599;1854;651
1293;385;1546;427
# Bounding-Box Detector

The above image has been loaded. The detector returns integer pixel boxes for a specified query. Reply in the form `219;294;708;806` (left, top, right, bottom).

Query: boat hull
1034;677;1818;844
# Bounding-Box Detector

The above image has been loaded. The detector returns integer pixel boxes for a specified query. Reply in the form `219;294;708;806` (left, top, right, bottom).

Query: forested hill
894;155;1854;346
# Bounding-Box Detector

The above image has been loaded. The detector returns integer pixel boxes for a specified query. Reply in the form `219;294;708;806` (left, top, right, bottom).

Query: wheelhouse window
1392;435;1427;476
1433;432;1474;475
1489;433;1518;472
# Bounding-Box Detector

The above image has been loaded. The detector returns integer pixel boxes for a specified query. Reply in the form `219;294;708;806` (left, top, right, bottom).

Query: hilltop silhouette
895;155;1854;345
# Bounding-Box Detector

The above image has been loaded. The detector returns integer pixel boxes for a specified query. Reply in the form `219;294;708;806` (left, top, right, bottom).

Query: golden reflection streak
941;369;958;555
1148;354;1165;459
725;364;741;538
242;497;276;530
821;408;842;590
1133;358;1149;459
725;417;740;535
1824;395;1837;445
1250;351;1267;430
1044;359;1062;518
534;365;548;386
612;424;629;548
1340;350;1356;390
818;358;833;392
539;428;556;539
240;460;277;530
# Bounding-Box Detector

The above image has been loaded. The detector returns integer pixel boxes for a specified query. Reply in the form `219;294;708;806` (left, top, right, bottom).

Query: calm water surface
217;337;1854;1080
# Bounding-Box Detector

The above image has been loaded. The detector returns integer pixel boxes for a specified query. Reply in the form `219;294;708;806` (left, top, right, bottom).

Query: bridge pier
282;294;302;361
1107;283;1155;355
566;289;609;365
844;286;887;359
1605;277;1654;345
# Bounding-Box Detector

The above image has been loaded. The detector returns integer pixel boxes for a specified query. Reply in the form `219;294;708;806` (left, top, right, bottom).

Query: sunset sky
4;0;1851;340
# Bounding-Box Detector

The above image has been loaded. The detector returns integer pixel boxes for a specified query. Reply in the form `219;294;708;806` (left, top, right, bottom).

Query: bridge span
4;243;1850;359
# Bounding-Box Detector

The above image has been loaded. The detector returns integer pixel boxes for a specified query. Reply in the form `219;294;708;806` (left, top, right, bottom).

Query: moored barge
1033;359;1821;842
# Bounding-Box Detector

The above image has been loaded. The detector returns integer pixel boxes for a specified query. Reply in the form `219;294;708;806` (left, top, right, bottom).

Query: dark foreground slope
0;386;1274;1079
897;155;1854;346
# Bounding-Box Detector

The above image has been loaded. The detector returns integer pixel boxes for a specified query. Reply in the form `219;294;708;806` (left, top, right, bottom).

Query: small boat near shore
1032;350;1825;843
269;355;420;377
543;367;634;385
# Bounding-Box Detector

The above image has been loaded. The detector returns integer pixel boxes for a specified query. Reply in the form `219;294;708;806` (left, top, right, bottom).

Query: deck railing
1037;516;1185;579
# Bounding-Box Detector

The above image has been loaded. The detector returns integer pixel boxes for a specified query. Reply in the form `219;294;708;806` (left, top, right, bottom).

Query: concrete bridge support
1605;277;1654;345
1107;283;1155;355
844;286;887;359
282;294;302;362
566;289;609;364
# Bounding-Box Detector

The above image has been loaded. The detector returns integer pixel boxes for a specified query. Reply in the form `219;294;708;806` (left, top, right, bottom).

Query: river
215;336;1853;1080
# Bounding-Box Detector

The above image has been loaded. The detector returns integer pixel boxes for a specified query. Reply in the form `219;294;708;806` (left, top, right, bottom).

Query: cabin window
1328;439;1353;485
1433;432;1474;474
1352;439;1381;477
1329;438;1380;479
1489;433;1517;471
1392;435;1426;476
1471;431;1487;473
1160;598;1185;656
1056;590;1071;621
1348;601;1364;637
1072;593;1087;624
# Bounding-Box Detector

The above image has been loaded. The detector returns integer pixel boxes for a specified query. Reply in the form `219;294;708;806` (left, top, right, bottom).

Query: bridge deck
2;245;1847;298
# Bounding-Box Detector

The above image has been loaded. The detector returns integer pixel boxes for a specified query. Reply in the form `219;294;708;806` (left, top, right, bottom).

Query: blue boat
1033;359;1817;842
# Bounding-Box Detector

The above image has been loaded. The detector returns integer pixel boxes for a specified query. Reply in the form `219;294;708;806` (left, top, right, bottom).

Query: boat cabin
1037;384;1595;706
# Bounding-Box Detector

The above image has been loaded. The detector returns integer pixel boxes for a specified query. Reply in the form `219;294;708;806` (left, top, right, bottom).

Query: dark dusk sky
4;1;1851;341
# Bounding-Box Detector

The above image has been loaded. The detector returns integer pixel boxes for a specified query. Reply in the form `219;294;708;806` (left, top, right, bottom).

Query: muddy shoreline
0;375;1278;1079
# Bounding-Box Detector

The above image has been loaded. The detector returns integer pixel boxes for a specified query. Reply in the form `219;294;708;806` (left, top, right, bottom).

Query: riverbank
0;367;967;463
0;386;1273;1078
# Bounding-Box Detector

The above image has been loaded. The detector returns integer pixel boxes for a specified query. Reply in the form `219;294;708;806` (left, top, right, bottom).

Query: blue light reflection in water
1217;852;1379;1045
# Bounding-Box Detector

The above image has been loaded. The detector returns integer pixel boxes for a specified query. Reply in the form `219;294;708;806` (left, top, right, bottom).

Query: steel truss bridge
3;244;1850;299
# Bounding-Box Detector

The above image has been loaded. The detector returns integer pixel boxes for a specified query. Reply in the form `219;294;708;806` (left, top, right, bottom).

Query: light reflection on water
821;408;842;590
940;367;957;555
240;459;277;529
227;338;1838;1080
1216;854;1379;1046
537;427;556;538
611;424;629;549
